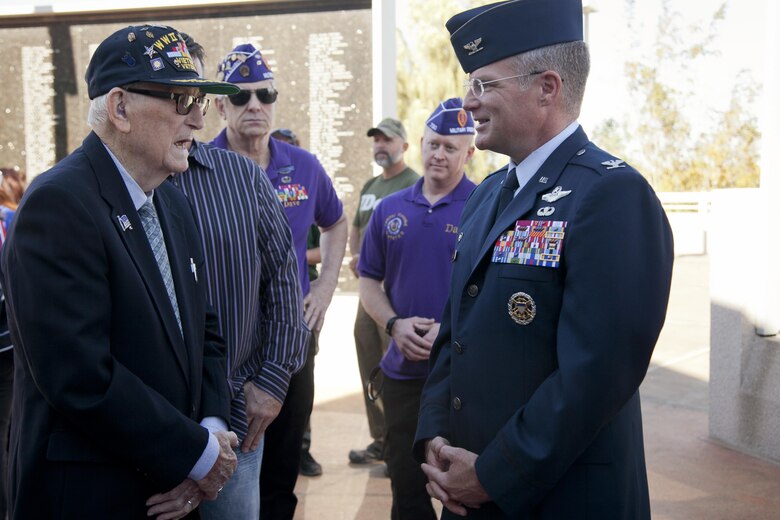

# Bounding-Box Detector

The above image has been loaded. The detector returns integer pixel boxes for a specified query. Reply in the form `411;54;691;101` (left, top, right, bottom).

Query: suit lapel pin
117;214;132;231
541;186;572;203
190;258;198;282
539;176;549;184
537;206;555;217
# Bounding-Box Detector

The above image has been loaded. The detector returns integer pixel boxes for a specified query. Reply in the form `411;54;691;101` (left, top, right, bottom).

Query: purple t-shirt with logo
358;175;476;379
211;130;343;296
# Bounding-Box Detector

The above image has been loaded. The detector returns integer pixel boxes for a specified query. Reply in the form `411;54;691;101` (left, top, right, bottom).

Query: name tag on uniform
492;219;567;268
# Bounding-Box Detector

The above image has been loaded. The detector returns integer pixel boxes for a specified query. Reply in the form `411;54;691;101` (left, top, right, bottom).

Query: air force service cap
426;98;475;135
217;43;274;84
446;0;584;73
86;25;239;99
367;118;407;141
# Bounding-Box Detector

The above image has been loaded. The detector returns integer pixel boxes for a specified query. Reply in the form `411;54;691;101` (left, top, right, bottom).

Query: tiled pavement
293;255;780;519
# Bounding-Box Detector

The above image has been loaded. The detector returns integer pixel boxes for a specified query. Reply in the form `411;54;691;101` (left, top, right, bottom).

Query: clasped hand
392;317;438;362
146;430;238;519
421;436;490;517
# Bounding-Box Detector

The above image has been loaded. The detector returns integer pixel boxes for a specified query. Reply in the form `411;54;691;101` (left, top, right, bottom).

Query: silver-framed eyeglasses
464;71;544;98
123;87;210;116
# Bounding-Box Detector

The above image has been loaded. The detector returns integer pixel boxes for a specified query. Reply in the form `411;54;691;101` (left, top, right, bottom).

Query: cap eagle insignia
463;38;484;55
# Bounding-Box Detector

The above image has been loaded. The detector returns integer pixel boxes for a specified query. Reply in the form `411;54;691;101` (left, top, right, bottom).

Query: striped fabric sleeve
240;163;310;402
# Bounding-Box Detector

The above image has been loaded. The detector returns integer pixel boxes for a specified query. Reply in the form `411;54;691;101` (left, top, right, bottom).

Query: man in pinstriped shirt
171;36;310;519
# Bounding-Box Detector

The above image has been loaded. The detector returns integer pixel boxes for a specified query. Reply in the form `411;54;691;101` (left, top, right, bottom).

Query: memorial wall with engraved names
0;8;372;290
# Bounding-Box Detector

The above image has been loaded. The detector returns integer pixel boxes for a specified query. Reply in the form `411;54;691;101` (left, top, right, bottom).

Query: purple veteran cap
426;98;475;135
85;25;239;99
217;43;274;84
446;0;584;73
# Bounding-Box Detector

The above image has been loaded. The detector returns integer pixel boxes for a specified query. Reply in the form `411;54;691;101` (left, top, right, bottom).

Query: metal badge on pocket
508;292;536;325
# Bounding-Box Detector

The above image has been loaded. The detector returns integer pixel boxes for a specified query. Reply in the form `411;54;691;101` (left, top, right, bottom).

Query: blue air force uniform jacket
414;127;674;519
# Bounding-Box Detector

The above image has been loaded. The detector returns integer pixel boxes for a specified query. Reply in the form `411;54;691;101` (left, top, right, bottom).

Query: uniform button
427;208;433;214
467;284;479;297
453;341;463;354
452;397;462;410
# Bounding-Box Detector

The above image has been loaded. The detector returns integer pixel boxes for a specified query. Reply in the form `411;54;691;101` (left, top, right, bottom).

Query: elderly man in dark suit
0;25;242;519
414;1;674;519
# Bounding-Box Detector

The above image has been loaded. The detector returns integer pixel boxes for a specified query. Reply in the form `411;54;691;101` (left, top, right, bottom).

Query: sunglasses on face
123;87;209;116
227;88;279;106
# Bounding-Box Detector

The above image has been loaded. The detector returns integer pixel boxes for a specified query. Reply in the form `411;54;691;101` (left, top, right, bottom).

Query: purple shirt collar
404;174;474;207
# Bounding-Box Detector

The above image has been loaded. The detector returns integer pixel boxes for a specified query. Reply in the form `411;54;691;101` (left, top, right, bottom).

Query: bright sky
580;0;766;132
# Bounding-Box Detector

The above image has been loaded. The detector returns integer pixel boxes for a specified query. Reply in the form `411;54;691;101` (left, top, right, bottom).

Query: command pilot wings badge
463;38;483;55
601;159;626;170
541;186;572;203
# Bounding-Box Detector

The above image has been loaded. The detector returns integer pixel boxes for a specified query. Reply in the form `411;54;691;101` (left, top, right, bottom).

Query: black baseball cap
86;24;240;99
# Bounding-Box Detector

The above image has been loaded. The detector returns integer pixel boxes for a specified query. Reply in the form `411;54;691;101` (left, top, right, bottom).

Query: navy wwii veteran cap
217;43;274;84
426;98;475;135
86;25;239;99
446;0;584;73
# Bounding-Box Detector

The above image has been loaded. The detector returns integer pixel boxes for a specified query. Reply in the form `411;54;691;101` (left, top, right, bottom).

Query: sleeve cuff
251;361;292;404
200;416;228;434
188;430;220;481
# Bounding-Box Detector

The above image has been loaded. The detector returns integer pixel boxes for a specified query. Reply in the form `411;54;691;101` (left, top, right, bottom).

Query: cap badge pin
463;37;483;55
601;159;626;170
144;45;156;58
537;206;555;217
239;65;250;77
127;32;136;42
508;292;536;325
145;31;154;39
121;52;136;67
541;186;571;203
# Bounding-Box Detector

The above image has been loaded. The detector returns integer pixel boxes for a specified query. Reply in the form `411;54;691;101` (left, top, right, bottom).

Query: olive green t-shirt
352;167;420;243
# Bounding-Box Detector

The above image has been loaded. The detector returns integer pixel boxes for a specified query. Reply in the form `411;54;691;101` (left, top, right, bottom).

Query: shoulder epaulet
569;143;639;176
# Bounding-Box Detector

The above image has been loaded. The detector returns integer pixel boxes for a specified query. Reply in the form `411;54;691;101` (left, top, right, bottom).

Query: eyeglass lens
227;88;279;106
123;87;208;116
176;94;209;116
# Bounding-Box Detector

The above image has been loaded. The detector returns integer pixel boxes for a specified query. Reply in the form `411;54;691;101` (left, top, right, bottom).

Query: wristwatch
385;315;400;336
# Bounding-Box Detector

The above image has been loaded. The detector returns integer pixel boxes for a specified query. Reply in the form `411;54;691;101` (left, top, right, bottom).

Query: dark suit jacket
414;127;674;519
0;132;230;519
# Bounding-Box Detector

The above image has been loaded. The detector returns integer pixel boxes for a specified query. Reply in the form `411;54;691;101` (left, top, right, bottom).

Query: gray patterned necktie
138;200;182;333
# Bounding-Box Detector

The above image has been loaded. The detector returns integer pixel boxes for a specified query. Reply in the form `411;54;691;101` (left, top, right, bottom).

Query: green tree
591;1;760;191
396;0;508;182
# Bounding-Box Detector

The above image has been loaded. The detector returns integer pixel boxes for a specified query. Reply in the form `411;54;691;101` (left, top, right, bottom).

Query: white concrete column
756;0;779;336
371;0;396;123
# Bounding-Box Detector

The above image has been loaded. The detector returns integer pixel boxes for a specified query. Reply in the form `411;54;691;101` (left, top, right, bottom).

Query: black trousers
0;351;12;518
383;375;437;520
260;335;315;520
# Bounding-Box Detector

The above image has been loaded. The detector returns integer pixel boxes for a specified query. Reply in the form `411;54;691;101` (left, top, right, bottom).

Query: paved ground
292;255;780;519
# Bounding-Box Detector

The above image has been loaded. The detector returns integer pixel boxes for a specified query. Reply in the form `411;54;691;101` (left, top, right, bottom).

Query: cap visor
164;78;241;95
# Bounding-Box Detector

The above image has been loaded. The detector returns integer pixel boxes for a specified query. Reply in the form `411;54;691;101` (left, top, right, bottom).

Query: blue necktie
495;168;520;220
138;200;182;333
